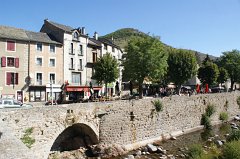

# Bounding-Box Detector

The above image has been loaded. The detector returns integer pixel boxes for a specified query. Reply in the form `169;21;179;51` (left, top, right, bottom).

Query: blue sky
1;0;240;57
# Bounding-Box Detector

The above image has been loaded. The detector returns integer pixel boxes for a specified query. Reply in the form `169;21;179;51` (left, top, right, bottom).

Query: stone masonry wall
99;91;240;149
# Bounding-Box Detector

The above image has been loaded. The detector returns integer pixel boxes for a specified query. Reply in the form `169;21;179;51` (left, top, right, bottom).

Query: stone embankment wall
99;92;240;150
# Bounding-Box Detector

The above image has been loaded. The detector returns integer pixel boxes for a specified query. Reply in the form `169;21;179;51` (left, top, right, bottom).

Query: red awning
65;86;89;92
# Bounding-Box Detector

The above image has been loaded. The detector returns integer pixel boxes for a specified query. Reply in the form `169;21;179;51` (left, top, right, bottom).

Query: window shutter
6;73;11;85
15;58;19;68
1;57;6;67
7;41;15;51
15;73;18;85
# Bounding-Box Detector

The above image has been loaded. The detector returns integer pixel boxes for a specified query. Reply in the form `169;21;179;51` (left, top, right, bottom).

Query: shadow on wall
50;123;99;152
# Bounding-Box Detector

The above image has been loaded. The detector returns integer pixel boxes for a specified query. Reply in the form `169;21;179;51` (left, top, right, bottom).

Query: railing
78;64;83;71
69;64;75;70
69;49;75;55
77;50;83;56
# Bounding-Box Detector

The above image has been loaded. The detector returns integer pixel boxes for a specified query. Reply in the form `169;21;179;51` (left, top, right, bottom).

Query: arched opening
50;123;98;152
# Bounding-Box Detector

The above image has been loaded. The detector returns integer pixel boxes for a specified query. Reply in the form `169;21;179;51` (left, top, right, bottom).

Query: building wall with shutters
0;39;28;99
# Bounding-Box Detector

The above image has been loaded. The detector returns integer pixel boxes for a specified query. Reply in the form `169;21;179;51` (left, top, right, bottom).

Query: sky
1;0;240;57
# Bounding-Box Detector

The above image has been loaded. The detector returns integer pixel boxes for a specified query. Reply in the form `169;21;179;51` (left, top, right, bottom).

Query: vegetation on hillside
102;28;217;64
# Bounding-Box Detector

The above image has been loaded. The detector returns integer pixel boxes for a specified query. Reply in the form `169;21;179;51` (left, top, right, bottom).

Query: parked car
211;87;225;93
0;98;33;109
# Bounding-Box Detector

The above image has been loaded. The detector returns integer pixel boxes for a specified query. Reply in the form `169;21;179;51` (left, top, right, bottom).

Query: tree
198;61;219;86
167;49;198;93
217;67;228;86
219;50;240;90
123;36;168;99
93;53;119;97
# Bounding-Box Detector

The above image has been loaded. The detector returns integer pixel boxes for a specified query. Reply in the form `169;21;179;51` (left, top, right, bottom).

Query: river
113;123;233;159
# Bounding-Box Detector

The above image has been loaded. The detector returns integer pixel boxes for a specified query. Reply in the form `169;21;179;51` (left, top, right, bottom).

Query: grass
152;100;163;112
20;127;35;148
205;104;216;117
219;112;229;122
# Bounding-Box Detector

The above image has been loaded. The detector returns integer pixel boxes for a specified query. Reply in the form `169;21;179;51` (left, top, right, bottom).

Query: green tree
167;49;198;93
217;67;229;86
198;61;219;86
219;50;240;90
93;53;119;97
123;36;168;99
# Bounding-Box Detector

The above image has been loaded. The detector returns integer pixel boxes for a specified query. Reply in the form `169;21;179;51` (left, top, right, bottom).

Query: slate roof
0;25;60;44
45;20;74;33
0;26;29;41
26;31;60;44
98;37;121;49
88;38;102;47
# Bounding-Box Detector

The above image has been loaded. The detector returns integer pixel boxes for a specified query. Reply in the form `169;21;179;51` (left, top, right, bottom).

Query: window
7;57;15;67
73;32;78;39
7;41;15;51
104;44;107;50
49;73;55;84
79;45;83;55
2;57;19;68
6;72;18;85
37;43;42;51
36;73;42;85
49;58;55;67
93;53;97;63
69;58;74;69
36;57;42;66
72;73;81;85
70;43;74;54
49;44;55;53
79;59;82;70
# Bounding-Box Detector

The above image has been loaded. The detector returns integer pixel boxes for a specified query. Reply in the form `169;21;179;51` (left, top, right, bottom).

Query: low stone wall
99;91;240;150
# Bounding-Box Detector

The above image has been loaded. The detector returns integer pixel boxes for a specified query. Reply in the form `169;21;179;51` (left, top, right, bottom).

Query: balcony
77;50;83;56
69;64;75;70
69;49;75;55
78;64;83;71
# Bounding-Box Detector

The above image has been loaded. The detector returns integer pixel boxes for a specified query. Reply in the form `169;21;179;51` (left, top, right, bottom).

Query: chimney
82;27;85;35
94;31;98;40
77;27;82;34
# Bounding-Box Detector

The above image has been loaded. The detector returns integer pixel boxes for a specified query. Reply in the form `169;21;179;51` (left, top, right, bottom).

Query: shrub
201;114;212;130
20;127;35;148
219;112;229;122
186;144;204;159
227;130;240;142
237;96;240;109
152;100;163;112
205;104;216;117
221;140;240;159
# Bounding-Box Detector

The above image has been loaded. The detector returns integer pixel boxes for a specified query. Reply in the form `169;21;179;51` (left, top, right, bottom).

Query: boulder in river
146;143;157;152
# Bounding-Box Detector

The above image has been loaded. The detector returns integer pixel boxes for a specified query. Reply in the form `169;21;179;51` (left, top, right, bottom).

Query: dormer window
73;32;78;40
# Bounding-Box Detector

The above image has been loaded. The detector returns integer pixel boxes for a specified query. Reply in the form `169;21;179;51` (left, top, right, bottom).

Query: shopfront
29;86;46;102
46;84;62;101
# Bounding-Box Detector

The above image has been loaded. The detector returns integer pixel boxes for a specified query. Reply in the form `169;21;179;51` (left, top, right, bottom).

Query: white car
0;98;33;109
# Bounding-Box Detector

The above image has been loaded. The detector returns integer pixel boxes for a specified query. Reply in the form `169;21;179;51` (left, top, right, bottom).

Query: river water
113;123;233;159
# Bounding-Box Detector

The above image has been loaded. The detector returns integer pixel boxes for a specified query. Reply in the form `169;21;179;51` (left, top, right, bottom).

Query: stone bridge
1;92;240;159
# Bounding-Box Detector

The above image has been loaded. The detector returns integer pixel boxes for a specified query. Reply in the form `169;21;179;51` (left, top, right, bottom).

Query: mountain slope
101;28;217;64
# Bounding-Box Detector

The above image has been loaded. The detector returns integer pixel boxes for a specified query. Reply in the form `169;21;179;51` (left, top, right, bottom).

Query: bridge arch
50;123;99;152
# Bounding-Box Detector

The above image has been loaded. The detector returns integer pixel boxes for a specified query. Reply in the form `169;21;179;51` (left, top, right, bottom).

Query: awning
65;85;102;92
65;86;89;92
